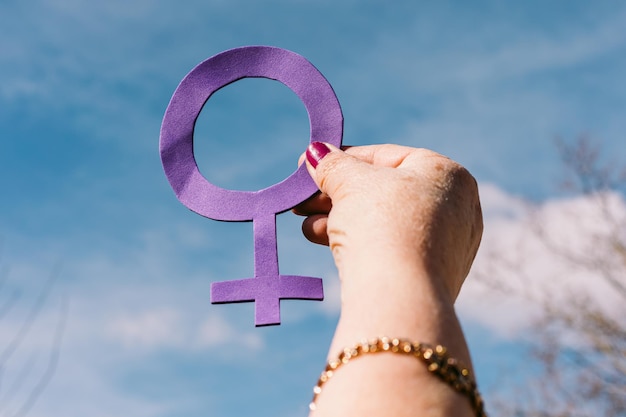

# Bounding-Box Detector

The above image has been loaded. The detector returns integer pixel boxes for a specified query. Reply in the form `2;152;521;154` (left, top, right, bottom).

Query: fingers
301;214;330;246
343;144;415;167
292;192;332;216
304;142;373;200
301;142;442;173
348;145;455;177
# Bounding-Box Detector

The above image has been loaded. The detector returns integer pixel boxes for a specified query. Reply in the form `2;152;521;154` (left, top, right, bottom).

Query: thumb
305;142;371;199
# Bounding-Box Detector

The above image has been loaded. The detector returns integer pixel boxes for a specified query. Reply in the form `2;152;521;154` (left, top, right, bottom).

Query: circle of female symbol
160;46;343;326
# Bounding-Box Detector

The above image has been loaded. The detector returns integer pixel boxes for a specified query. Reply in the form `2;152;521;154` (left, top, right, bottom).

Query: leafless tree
0;255;67;417
479;137;626;417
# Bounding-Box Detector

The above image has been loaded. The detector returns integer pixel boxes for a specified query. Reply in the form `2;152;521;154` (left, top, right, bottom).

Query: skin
293;143;483;417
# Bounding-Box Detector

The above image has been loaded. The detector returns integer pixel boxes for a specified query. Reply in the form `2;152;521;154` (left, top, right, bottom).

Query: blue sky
1;1;626;416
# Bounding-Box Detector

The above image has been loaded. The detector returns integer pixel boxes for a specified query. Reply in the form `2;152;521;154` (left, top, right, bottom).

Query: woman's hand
294;142;483;302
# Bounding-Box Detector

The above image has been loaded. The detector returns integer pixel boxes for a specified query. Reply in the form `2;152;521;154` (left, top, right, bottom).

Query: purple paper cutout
159;46;343;326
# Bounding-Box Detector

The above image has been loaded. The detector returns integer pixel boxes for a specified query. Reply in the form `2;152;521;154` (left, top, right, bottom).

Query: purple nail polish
306;142;332;168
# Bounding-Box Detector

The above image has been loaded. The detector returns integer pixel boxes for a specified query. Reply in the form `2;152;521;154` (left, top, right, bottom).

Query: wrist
334;245;460;302
336;254;453;312
329;261;472;368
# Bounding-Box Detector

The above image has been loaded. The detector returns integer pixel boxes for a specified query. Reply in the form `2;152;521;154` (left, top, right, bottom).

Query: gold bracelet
309;337;487;417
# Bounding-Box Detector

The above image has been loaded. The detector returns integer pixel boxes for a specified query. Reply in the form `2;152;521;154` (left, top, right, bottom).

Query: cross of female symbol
159;46;343;326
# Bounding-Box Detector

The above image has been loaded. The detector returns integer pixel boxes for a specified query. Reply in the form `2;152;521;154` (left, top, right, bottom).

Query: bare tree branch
0;258;67;417
482;136;626;416
11;293;67;417
0;264;61;368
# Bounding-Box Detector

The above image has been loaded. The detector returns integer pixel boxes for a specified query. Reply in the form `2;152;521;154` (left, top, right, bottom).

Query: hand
294;142;483;302
294;143;484;417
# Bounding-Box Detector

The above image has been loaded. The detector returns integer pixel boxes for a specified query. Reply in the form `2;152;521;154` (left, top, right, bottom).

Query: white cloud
457;183;626;339
475;182;528;219
195;313;263;350
105;307;264;352
106;308;184;349
0;219;266;416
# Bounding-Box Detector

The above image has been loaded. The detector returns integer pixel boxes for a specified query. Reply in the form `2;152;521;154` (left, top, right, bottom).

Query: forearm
311;261;475;417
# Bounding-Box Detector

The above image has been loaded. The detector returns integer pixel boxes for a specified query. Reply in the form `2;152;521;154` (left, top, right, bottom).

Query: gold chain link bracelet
309;337;487;417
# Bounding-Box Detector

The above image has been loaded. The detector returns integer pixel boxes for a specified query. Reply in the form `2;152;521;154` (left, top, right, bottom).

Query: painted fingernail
306;142;332;168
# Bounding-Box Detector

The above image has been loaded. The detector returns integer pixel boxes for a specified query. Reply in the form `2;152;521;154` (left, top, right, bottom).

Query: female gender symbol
160;46;343;326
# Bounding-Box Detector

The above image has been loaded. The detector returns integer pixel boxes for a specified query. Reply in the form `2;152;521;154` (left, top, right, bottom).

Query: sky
1;1;626;416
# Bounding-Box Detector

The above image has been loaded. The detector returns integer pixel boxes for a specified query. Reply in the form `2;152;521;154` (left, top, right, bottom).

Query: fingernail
306;142;332;168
